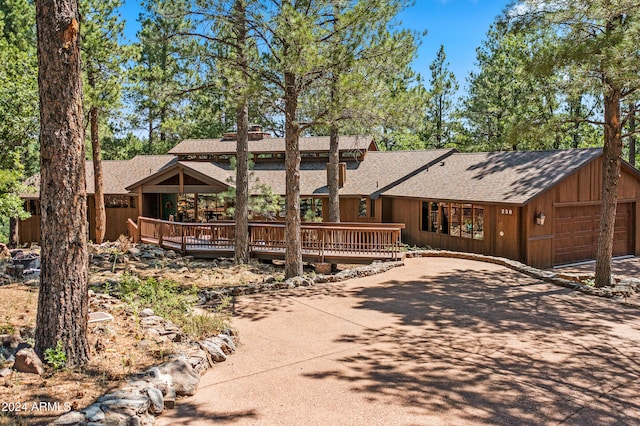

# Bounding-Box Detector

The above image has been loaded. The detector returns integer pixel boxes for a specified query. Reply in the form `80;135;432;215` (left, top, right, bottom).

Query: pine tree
425;45;458;149
35;0;90;367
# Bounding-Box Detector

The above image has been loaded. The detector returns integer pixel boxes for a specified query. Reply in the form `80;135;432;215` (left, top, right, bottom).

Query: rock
98;391;150;414
141;253;155;260
143;367;173;388
82;403;105;422
146;387;164;415
2;334;21;350
157;358;200;396
0;243;10;258
217;334;236;352
139;308;155;318
0;368;12;377
206;336;234;355
53;410;87;425
200;340;227;363
13;348;45;375
98;410;130;425
127;247;142;257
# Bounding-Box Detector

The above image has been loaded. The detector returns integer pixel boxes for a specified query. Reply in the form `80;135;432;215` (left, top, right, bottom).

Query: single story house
19;130;640;268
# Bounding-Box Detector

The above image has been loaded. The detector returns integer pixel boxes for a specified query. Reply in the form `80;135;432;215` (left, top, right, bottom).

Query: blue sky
119;0;511;95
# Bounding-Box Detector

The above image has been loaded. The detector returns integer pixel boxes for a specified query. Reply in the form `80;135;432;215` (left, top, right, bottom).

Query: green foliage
181;296;232;340
458;16;604;152
128;0;199;150
423;45;459;149
0;170;30;239
0;0;39;174
117;274;229;337
218;164;283;221
119;275;196;318
43;341;67;372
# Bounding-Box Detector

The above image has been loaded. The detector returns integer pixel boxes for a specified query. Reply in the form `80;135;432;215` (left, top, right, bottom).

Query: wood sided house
19;129;640;268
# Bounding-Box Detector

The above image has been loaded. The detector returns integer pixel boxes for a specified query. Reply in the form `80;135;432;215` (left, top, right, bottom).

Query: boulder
98;391;150;414
138;308;155;318
146;387;164;415
13;348;45;375
200;340;227;363
157;358;200;396
82;403;105;422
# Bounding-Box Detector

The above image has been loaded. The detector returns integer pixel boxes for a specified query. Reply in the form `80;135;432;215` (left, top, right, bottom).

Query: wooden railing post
158;221;164;246
181;224;186;253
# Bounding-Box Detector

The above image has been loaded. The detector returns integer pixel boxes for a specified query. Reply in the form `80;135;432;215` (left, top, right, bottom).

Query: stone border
54;302;237;425
405;250;639;300
199;260;405;304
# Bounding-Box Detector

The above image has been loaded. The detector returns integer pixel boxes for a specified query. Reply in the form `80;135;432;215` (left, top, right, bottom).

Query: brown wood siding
387;197;511;257
525;157;640;268
336;197;380;223
18;216;40;244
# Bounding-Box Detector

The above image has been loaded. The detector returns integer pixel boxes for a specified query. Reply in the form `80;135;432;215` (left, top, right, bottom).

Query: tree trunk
9;217;18;248
90;104;106;244
148;110;154;152
595;86;622;288
234;0;249;264
629;103;636;167
328;126;340;223
284;71;302;278
34;0;90;367
235;101;249;263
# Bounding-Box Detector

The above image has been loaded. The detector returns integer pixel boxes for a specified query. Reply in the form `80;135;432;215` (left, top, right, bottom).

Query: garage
553;203;634;266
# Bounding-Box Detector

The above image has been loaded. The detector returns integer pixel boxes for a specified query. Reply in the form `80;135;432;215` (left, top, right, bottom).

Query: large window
105;195;136;209
422;201;484;240
358;197;367;217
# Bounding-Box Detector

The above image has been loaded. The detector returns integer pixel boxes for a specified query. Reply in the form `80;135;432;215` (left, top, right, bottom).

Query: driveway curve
158;257;640;425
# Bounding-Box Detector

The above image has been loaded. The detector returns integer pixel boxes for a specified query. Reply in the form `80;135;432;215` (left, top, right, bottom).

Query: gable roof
381;148;604;205
168;135;374;155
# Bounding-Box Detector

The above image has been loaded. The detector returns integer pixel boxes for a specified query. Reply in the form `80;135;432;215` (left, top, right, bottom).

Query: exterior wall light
536;212;546;226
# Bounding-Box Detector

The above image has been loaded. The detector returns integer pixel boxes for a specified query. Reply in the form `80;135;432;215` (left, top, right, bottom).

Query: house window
462;204;473;239
430;202;440;233
440;202;449;234
26;200;39;215
421;202;429;231
473;206;484;240
300;198;322;221
105;195;136;209
423;200;484;240
358;197;367;217
450;203;461;236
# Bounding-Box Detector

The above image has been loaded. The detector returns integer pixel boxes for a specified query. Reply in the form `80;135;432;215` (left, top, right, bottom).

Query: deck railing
134;217;405;263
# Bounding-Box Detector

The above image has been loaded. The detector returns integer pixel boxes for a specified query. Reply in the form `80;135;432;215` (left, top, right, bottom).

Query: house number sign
500;209;513;215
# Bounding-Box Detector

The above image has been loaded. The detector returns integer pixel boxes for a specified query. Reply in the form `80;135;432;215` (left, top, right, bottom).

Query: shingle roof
168;135;374;155
24;155;175;198
341;149;454;196
23;147;607;207
89;155;176;194
381;148;603;205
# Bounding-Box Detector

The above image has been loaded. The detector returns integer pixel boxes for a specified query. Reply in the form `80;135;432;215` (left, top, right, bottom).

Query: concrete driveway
158;257;640;425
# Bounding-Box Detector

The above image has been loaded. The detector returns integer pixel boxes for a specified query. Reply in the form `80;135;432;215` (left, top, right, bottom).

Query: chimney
326;162;346;188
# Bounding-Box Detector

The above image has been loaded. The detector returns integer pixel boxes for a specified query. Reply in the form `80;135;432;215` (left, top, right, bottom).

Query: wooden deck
128;217;405;264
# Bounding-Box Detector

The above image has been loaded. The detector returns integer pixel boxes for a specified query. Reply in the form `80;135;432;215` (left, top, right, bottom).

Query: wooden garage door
553;203;634;266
